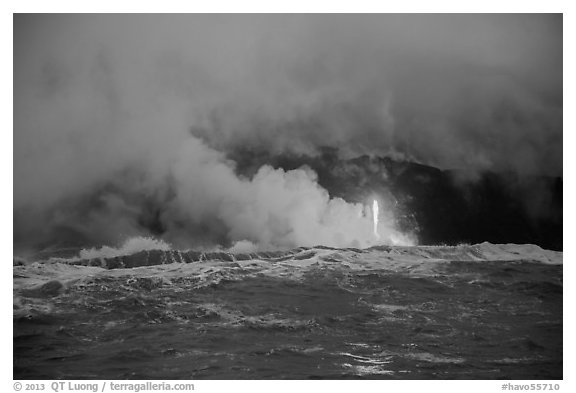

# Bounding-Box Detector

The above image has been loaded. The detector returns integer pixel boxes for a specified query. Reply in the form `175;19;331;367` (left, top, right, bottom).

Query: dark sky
13;14;562;252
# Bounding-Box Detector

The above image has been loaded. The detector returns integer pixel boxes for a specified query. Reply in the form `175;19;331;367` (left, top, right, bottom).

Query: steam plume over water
13;14;562;253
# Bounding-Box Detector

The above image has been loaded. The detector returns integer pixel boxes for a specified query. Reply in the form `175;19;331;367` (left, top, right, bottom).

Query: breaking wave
47;238;562;270
78;237;172;260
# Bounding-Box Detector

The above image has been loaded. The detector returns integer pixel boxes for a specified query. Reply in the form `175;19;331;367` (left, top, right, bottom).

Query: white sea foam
78;237;172;260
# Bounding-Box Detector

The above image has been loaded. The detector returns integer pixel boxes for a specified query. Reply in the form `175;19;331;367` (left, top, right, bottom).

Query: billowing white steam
15;15;559;252
165;137;413;250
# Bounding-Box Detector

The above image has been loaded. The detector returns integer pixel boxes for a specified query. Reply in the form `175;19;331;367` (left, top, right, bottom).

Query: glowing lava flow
373;199;380;239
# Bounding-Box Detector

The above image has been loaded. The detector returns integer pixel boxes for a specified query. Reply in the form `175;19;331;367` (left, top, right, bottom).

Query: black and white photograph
12;11;564;381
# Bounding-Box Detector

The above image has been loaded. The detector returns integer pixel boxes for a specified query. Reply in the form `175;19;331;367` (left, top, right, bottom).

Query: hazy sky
13;14;562;251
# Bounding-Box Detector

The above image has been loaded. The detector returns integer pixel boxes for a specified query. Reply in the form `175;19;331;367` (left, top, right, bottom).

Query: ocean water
13;243;562;379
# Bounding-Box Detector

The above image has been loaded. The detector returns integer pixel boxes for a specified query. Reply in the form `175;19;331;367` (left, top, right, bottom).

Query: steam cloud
13;14;562;253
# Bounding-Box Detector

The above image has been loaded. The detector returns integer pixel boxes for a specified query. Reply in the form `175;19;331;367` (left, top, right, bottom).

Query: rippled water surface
13;244;562;379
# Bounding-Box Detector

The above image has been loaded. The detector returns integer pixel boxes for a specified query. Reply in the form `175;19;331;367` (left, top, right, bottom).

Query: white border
4;2;573;391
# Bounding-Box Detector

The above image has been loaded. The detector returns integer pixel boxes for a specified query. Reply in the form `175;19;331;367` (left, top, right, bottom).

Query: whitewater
14;240;562;379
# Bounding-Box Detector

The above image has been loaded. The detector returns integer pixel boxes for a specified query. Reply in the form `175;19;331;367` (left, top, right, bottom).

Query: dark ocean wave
14;242;562;379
